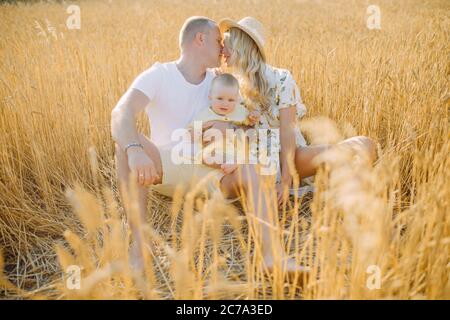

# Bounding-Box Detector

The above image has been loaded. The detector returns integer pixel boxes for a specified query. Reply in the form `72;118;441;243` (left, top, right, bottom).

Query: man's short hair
211;73;239;91
179;16;216;49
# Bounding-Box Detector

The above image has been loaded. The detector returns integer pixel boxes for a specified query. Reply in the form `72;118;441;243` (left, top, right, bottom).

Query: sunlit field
0;0;448;299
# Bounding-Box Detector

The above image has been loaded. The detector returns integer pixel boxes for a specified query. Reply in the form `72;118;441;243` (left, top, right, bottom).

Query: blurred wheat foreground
0;0;449;299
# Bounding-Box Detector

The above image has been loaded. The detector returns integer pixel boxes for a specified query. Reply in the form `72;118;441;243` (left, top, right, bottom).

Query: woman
212;17;376;276
218;17;376;206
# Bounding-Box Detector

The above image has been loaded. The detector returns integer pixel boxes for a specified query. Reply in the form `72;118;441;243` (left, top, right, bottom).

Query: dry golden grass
0;0;449;299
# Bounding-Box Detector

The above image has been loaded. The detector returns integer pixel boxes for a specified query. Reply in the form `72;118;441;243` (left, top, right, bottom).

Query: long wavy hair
223;28;273;119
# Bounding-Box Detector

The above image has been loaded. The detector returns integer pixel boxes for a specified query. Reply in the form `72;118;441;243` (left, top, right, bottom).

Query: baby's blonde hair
211;73;239;92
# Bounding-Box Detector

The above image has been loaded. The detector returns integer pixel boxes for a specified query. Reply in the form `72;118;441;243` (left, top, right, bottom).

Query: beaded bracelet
124;143;144;153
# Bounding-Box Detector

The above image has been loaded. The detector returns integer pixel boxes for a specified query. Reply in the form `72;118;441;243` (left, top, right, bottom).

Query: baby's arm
200;120;256;174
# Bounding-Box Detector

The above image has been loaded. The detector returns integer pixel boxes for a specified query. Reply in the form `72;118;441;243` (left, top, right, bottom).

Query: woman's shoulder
264;64;293;86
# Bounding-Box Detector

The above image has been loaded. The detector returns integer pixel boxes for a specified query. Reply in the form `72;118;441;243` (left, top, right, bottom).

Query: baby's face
209;84;239;115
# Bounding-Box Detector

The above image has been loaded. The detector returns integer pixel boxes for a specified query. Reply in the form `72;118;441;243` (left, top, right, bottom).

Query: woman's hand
213;68;223;76
247;110;261;126
276;176;292;208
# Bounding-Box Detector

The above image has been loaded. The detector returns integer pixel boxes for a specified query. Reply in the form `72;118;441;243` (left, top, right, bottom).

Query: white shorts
151;146;314;202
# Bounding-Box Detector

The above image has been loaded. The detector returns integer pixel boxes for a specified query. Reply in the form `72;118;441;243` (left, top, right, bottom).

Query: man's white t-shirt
129;61;215;148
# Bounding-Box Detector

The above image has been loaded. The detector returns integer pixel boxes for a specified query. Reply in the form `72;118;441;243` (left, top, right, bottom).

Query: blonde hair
211;73;239;92
223;28;272;118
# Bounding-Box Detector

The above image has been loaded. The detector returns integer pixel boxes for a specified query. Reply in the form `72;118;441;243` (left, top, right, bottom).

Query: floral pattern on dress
257;65;307;143
249;65;308;178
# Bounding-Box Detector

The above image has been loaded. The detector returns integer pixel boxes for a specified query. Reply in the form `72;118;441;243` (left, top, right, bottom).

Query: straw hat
218;17;266;61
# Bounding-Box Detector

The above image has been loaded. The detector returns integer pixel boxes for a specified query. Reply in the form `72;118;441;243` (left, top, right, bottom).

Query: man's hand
127;148;160;186
188;121;216;144
202;121;231;147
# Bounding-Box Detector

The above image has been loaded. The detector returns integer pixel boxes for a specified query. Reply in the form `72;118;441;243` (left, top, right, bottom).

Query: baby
188;73;259;174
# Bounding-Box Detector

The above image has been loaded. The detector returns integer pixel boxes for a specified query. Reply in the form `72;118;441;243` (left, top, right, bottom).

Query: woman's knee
294;145;326;176
219;164;260;198
235;164;260;189
351;136;377;161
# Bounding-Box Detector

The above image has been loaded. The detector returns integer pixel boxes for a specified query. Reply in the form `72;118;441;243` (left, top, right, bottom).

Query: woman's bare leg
216;136;375;277
220;164;309;277
294;135;377;179
220;164;274;253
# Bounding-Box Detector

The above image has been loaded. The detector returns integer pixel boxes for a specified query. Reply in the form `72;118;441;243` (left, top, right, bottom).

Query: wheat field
0;0;448;299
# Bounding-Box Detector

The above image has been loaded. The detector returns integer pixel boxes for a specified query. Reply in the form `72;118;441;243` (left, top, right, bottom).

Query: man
112;16;221;208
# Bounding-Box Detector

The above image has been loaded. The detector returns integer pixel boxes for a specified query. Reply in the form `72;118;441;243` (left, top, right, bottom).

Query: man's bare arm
111;88;159;186
111;88;149;150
